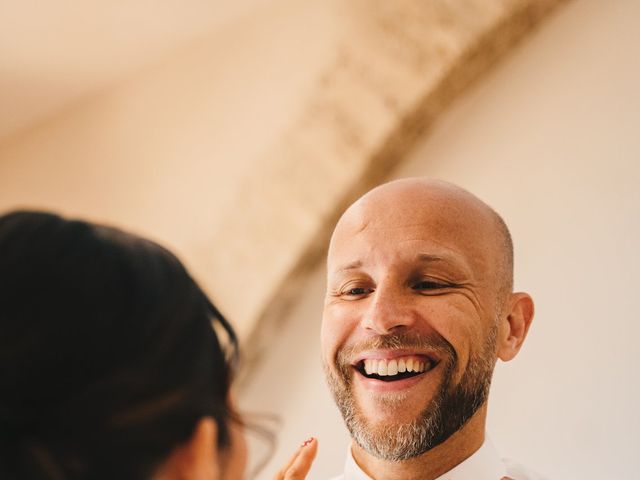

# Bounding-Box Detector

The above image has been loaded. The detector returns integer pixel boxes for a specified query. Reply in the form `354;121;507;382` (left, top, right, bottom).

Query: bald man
321;178;542;480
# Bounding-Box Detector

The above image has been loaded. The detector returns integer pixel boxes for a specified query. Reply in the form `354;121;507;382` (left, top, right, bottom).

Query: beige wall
239;0;640;478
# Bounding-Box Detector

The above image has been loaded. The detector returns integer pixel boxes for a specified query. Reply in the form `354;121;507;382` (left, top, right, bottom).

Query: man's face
321;185;505;460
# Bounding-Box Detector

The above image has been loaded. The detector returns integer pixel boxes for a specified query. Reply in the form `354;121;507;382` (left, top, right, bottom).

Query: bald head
329;178;514;302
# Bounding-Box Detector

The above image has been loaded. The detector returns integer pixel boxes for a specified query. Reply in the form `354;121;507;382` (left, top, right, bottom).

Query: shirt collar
343;438;507;480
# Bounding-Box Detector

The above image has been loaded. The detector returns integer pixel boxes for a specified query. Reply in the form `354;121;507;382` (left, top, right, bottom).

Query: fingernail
301;437;314;447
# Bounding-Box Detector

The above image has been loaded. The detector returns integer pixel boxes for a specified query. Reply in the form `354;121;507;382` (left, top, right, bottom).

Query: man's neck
351;407;487;480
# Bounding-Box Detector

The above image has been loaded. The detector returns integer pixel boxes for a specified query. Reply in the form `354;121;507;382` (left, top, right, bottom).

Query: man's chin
347;405;439;462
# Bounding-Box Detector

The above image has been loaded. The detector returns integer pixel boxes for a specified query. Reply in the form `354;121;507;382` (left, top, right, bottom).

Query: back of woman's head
0;211;238;480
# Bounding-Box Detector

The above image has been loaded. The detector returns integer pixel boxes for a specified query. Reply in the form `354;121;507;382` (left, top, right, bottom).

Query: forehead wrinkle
354;217;370;235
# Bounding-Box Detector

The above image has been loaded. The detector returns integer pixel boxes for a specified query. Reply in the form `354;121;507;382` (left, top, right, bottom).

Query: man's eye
412;280;448;291
343;287;372;297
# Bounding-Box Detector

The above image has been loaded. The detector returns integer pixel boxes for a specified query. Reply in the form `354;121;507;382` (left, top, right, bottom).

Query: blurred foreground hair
0;210;238;480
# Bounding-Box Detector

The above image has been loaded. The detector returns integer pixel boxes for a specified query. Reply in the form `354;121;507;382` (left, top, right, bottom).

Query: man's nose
361;284;416;334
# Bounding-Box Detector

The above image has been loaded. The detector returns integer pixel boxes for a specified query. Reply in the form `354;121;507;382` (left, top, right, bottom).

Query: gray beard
324;328;497;461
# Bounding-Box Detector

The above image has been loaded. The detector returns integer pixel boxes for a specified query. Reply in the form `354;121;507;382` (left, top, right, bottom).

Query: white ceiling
0;0;273;142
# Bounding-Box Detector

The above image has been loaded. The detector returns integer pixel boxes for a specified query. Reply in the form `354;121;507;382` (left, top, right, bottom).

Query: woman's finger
273;438;318;480
278;437;318;480
274;447;302;480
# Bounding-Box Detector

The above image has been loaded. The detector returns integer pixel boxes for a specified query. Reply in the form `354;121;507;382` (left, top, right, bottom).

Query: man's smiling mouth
354;355;437;382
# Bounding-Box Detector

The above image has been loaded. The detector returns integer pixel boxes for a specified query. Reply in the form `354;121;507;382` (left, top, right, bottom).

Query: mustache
335;332;457;373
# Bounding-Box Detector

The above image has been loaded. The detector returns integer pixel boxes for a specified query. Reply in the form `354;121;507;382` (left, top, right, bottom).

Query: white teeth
398;358;406;373
364;359;376;375
362;356;430;377
387;359;398;376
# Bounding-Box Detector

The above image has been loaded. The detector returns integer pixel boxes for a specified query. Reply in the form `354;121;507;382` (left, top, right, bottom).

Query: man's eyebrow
333;260;362;273
416;253;448;263
415;253;472;277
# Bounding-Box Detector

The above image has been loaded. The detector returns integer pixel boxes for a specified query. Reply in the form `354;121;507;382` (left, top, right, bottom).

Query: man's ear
497;292;534;362
158;417;220;480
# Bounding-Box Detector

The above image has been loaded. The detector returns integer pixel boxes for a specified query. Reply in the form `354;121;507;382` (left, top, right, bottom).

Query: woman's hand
273;438;318;480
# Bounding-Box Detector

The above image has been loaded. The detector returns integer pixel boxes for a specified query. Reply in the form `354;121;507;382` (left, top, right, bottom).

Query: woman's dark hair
0;210;238;479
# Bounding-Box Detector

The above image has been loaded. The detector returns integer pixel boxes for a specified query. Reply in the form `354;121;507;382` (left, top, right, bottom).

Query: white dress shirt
330;439;547;480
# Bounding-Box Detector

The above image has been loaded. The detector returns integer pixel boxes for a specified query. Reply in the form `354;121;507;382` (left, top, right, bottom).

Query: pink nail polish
301;437;314;447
